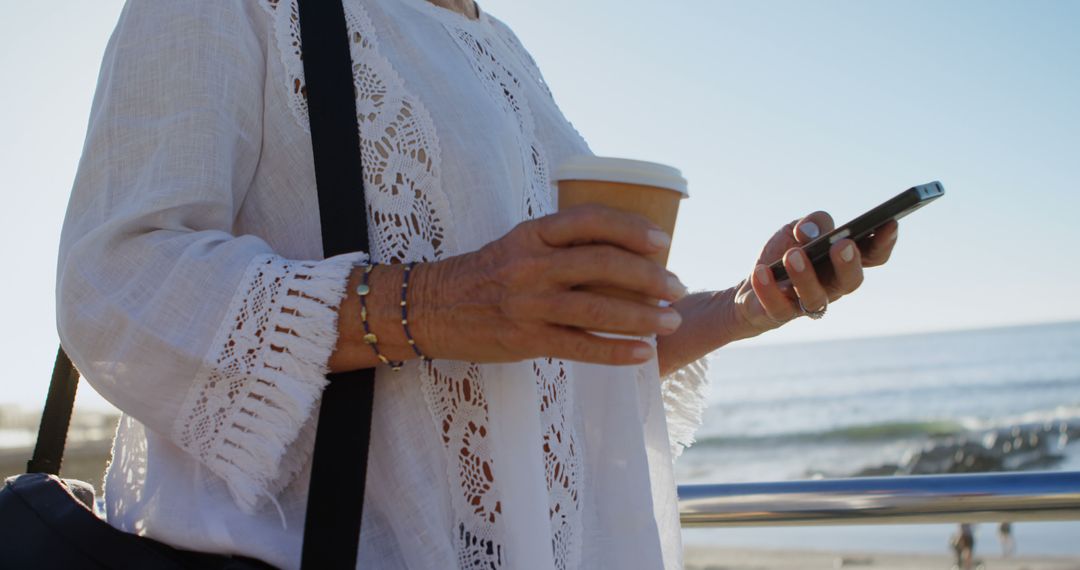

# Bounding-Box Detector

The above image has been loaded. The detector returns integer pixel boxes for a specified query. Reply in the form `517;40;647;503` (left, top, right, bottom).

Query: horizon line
717;317;1080;353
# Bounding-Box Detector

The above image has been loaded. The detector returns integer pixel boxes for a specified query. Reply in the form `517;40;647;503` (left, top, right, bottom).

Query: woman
56;0;898;568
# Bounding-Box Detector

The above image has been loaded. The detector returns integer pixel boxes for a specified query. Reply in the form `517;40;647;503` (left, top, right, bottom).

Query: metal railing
677;471;1080;527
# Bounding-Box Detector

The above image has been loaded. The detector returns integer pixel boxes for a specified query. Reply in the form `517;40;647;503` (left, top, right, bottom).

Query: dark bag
0;1;374;568
1;473;274;570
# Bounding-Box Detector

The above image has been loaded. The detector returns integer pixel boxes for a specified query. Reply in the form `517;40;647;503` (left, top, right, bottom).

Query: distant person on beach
950;523;976;570
998;522;1015;557
55;1;900;568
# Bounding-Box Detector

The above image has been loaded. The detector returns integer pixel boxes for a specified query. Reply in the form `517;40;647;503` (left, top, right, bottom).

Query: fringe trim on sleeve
660;357;711;460
174;251;367;513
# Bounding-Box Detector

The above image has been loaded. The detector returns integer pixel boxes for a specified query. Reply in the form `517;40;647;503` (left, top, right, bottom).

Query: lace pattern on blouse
441;21;584;569
262;1;516;566
533;357;583;570
261;0;452;265
420;361;505;568
488;18;710;464
487;20;591;155
261;1;587;566
343;5;512;567
173;252;366;512
261;0;306;131
443;24;552;220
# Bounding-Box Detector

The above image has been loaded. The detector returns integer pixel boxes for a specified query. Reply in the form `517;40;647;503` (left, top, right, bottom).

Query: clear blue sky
2;0;1078;409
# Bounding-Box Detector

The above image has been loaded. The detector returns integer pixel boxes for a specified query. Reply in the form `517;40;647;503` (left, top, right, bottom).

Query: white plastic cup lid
554;156;688;197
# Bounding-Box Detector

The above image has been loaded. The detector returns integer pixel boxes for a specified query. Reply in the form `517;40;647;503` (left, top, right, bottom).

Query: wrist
408;257;450;360
329;261;444;373
657;287;740;376
361;263;417;363
705;284;757;345
720;279;774;343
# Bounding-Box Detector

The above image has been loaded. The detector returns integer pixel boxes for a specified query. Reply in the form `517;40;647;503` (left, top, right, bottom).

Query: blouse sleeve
55;1;364;512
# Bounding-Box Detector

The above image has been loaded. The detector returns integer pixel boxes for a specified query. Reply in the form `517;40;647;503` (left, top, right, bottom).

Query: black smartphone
768;181;945;282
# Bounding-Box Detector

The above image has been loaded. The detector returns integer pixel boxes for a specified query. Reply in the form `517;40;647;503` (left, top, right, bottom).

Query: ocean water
677;320;1080;556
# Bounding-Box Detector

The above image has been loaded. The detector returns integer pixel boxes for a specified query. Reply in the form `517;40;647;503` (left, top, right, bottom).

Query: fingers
793;211;835;245
745;213;888;333
548;245;688;302
527;291;682;337
750;264;799;323
859;220;899;267
783;248;828;312
827;239;864;297
534;204;670;256
757;211;837;274
542;326;657;366
749;237;866;331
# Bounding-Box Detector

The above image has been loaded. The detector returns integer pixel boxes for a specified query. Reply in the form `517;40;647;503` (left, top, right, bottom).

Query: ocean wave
684;407;1080;481
958;403;1080;431
849;420;1077;477
694;405;1080;449
694;420;969;448
710;375;1080;409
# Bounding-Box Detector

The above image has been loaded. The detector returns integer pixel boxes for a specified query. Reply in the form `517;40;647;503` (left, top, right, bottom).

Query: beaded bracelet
357;263;405;371
400;262;431;362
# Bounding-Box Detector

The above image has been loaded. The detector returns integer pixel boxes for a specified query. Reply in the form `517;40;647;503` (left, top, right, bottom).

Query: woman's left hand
656;211;899;376
732;211;899;334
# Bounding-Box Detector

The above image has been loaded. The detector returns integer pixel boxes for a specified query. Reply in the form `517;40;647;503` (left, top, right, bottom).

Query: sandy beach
685;546;1080;570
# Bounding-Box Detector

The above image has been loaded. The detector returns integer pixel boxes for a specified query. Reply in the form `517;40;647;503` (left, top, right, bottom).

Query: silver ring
797;296;828;320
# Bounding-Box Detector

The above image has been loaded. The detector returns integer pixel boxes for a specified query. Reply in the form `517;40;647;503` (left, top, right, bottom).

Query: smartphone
768;181;945;282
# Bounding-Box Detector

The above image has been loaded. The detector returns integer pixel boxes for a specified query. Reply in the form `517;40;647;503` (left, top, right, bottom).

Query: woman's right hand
410;204;688;366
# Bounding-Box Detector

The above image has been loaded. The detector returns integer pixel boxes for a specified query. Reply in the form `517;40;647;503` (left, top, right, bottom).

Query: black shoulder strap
27;347;79;475
296;1;376;569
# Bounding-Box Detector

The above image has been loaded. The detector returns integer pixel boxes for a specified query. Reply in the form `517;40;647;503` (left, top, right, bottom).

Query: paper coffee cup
554;156;688;308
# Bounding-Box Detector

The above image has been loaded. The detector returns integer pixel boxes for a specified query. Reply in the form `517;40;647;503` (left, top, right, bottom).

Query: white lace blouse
56;1;710;568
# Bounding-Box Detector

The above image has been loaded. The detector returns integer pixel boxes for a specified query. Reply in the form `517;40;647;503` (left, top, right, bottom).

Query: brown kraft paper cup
554;156;688;308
